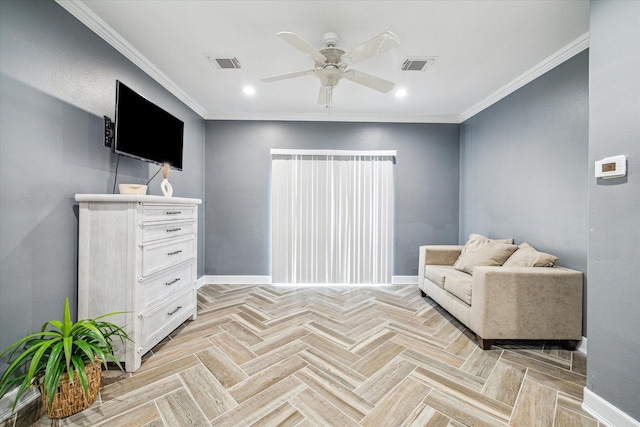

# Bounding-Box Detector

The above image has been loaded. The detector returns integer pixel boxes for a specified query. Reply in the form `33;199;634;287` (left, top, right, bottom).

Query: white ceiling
58;0;589;123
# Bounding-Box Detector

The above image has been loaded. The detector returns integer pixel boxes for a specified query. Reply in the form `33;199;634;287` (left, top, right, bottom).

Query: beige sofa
418;245;583;349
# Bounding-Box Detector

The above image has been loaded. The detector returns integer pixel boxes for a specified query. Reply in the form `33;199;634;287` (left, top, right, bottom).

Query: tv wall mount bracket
104;116;115;147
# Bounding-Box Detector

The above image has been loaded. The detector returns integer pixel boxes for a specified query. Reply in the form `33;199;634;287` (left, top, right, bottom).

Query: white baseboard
201;275;419;286
196;275;207;289
392;275;419;285
0;386;40;423
582;387;640;427
203;275;272;285
577;336;587;354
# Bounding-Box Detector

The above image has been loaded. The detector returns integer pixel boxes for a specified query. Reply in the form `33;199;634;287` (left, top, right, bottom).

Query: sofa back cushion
461;233;514;251
454;235;518;274
503;242;558;267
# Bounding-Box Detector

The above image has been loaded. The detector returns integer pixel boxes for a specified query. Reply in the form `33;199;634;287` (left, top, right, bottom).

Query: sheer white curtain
271;149;394;284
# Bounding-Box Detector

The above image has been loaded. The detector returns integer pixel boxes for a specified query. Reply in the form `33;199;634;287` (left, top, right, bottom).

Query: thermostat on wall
595;155;626;179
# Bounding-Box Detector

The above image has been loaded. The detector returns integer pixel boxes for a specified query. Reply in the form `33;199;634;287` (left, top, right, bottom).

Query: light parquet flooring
6;285;601;427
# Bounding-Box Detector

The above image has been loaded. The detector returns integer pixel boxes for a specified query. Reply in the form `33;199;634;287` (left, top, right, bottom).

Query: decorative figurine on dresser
75;194;202;372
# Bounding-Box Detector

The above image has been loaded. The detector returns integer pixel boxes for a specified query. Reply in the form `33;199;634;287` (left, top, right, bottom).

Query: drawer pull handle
166;228;182;233
166;278;181;286
168;306;183;316
168;250;183;256
166;211;182;215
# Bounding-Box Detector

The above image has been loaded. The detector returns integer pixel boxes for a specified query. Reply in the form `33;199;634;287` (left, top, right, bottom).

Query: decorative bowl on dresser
75;194;202;372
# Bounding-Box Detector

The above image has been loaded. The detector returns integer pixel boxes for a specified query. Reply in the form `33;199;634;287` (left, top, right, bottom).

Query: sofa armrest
418;245;463;288
419;245;463;266
470;266;583;340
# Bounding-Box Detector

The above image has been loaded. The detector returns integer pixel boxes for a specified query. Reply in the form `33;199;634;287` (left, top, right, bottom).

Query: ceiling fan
262;31;400;108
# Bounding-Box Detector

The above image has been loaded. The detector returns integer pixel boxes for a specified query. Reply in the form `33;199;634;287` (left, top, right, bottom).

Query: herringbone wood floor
7;284;600;427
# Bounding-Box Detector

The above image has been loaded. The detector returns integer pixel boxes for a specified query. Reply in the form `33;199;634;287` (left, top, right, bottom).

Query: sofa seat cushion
424;265;461;288
444;273;473;305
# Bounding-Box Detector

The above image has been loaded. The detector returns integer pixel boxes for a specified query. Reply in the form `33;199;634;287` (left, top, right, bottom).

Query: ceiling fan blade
341;31;400;65
277;32;327;63
344;69;395;93
317;85;327;105
261;69;314;82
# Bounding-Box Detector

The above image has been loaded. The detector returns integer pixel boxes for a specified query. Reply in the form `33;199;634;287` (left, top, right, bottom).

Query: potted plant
0;298;129;418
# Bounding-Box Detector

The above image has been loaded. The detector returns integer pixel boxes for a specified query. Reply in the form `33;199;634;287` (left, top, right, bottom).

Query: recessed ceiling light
243;86;256;95
395;89;408;97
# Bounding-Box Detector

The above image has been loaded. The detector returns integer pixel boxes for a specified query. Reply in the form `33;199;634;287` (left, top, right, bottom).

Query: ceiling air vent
206;55;241;69
401;57;436;71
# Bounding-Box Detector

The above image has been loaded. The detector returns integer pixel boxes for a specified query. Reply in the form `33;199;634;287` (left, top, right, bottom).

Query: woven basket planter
39;358;102;419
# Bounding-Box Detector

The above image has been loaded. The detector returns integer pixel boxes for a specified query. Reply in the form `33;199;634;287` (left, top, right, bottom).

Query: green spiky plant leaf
0;298;130;413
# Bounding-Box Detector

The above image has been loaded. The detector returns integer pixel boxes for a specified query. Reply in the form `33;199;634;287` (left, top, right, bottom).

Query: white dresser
75;194;202;372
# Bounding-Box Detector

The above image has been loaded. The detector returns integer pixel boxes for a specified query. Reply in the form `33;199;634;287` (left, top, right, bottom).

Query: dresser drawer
141;236;195;277
140;262;195;308
139;288;195;347
141;204;196;222
141;220;196;243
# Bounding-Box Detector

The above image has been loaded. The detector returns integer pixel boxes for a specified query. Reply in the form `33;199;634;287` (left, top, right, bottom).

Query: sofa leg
476;335;493;350
561;340;580;351
420;289;426;297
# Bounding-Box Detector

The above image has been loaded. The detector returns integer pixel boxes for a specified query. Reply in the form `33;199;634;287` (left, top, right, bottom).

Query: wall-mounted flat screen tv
114;80;184;170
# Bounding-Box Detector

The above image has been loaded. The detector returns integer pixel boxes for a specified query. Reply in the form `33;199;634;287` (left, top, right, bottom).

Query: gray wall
205;121;460;276
0;0;206;369
459;51;589;333
588;0;640;420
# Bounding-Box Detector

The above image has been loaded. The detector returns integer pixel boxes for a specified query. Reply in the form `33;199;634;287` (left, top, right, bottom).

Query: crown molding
205;112;461;124
459;32;589;123
55;0;208;118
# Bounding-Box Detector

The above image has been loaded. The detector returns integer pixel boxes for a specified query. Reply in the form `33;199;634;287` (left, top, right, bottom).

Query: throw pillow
468;233;514;245
455;233;515;263
453;241;518;274
503;242;558;267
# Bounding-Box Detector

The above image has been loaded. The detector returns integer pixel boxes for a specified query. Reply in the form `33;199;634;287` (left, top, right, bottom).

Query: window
271;150;395;284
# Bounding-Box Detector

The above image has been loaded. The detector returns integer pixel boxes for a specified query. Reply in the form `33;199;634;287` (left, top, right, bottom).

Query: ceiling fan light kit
261;30;400;110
